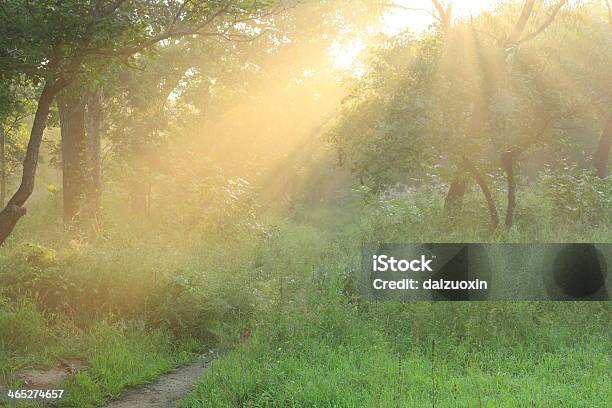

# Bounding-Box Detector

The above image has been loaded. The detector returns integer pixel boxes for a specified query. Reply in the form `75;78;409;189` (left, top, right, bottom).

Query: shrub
540;163;611;225
0;298;47;354
145;274;216;339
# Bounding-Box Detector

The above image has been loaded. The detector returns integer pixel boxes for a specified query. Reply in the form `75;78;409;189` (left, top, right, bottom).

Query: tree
57;79;88;223
0;0;273;245
0;78;31;207
56;78;105;224
330;0;579;229
478;0;568;227
105;40;201;216
101;0;378;221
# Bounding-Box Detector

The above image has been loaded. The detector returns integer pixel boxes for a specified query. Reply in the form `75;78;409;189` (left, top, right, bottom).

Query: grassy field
179;194;611;407
1;188;611;407
182;301;610;407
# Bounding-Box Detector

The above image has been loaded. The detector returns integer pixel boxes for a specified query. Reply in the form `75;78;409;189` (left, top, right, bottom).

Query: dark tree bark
501;151;517;228
84;90;103;219
57;82;88;224
444;172;467;213
0;82;59;245
594;115;612;179
463;157;499;228
500;120;549;228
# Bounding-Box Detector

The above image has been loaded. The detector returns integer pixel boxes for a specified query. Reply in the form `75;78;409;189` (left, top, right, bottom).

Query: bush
145;274;216;339
0;298;47;354
0;243;105;323
540;163;611;225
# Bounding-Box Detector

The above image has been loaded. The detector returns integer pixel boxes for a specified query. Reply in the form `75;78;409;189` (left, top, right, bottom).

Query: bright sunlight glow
328;39;367;72
382;0;500;35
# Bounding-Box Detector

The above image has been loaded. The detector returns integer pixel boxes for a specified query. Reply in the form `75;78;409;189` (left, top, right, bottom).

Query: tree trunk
0;82;58;245
84;90;103;220
594;115;612;179
57;82;87;225
431;0;453;34
444;172;467;214
505;0;537;46
463;157;499;228
502;152;517;228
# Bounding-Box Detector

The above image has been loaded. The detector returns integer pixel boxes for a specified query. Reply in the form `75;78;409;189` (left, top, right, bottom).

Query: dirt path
100;357;212;408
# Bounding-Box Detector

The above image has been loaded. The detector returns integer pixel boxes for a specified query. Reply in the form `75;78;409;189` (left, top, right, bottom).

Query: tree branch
372;2;439;21
81;1;275;58
506;0;536;46
517;0;567;44
430;0;451;25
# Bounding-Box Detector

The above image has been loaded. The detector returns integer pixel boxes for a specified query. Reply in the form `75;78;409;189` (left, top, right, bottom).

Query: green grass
181;269;611;407
1;186;611;407
182;301;611;407
180;191;611;407
57;323;200;407
0;317;201;408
